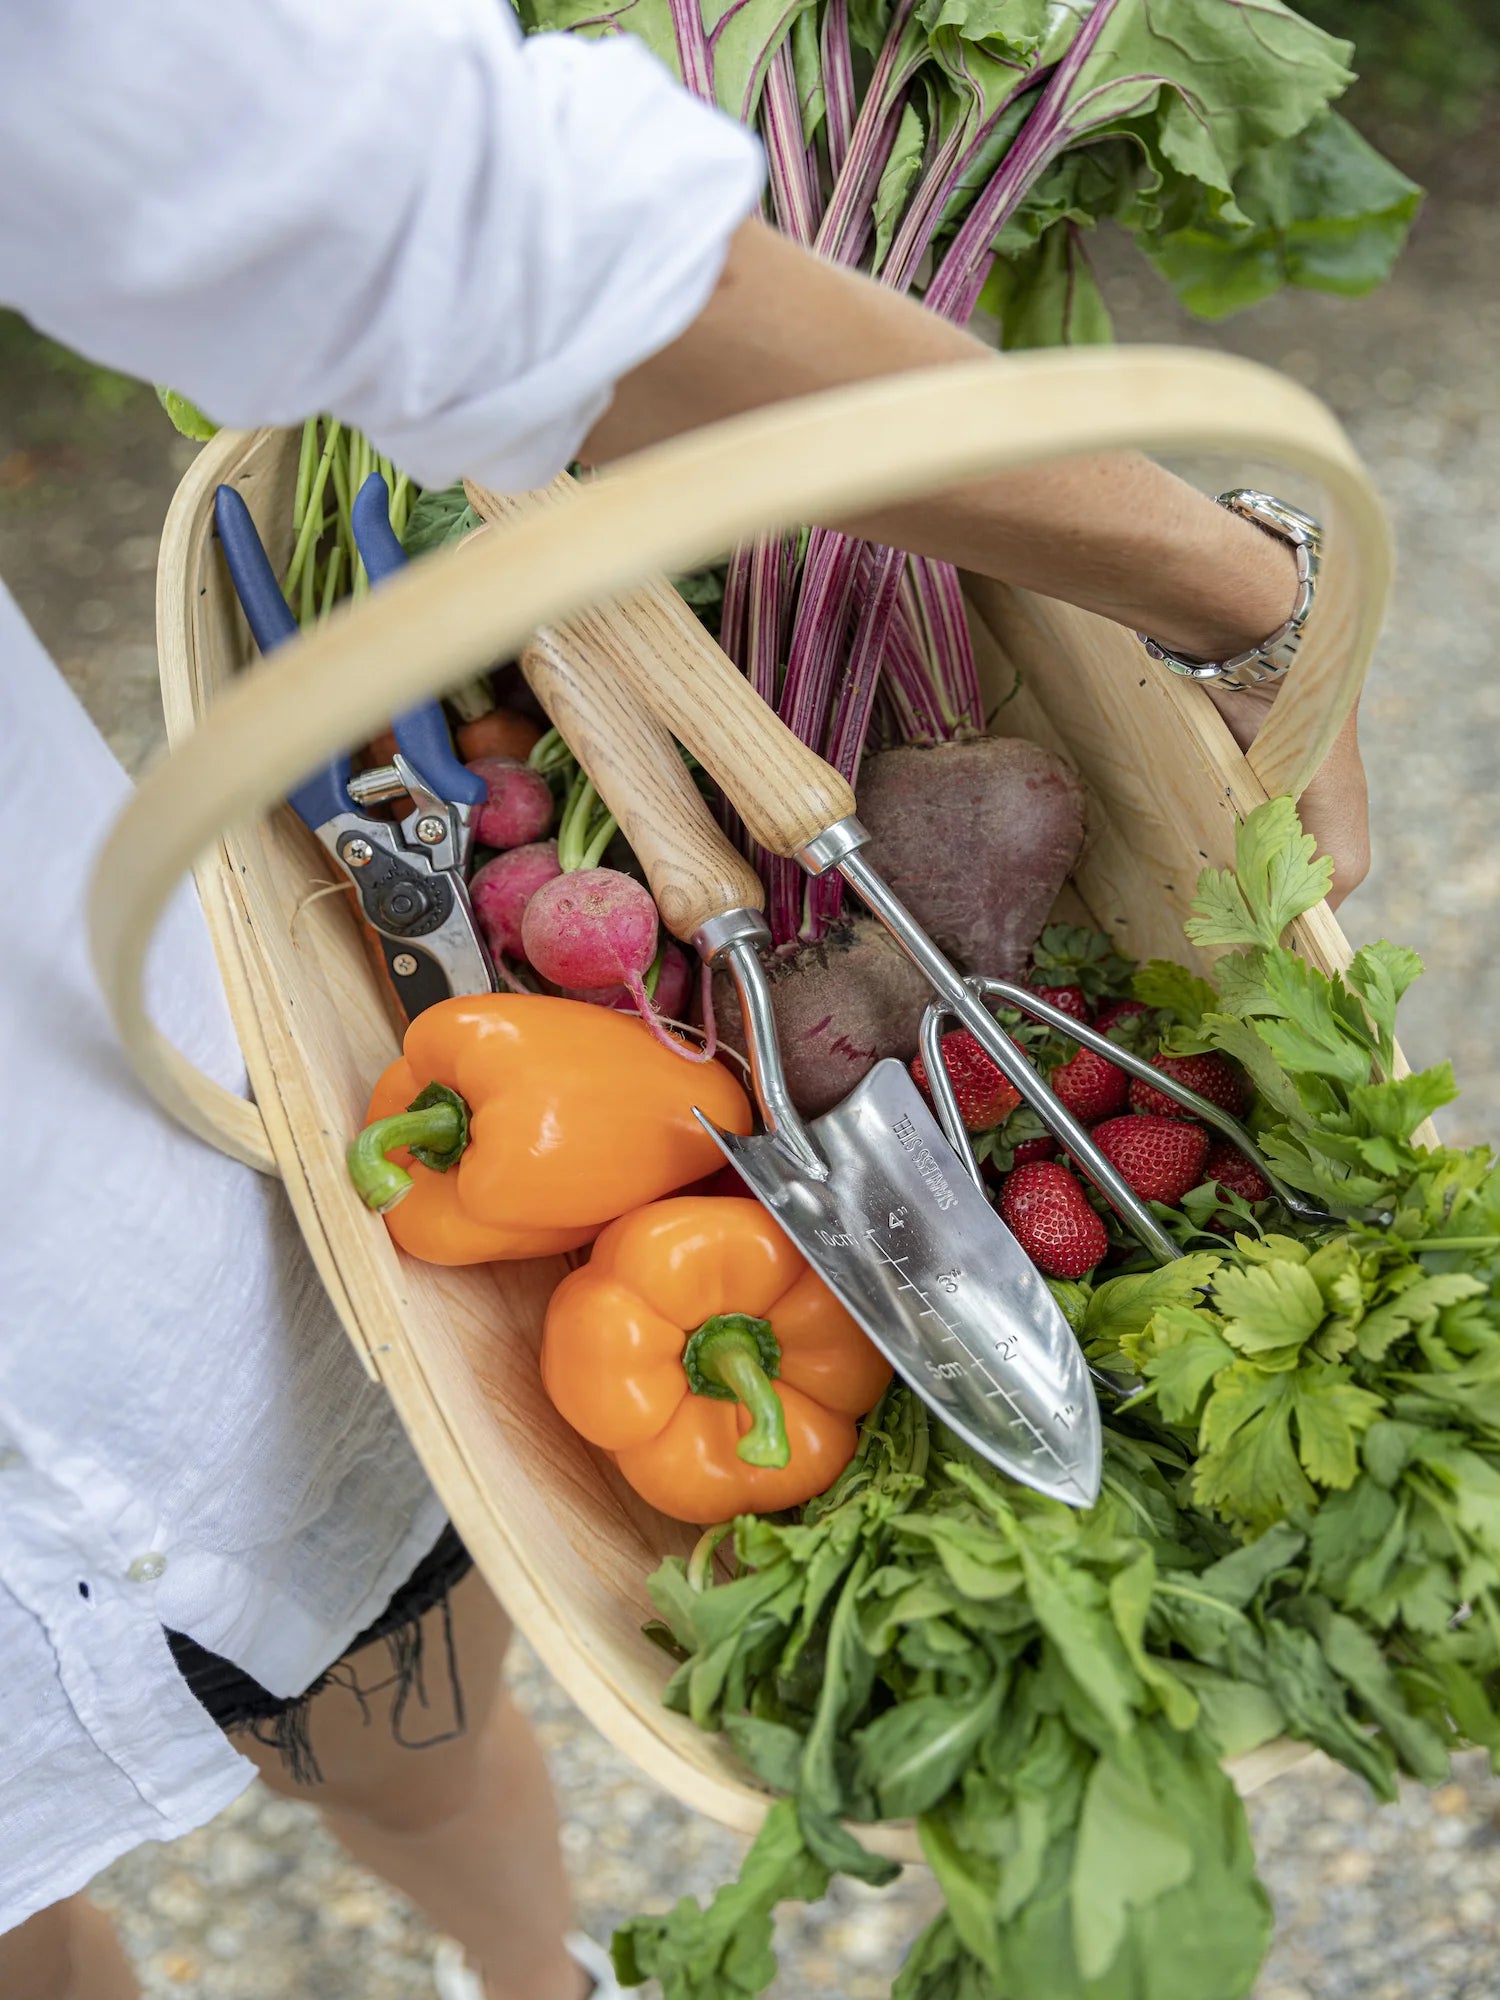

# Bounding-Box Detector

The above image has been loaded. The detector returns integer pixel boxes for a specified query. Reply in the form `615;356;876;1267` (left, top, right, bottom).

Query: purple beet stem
673;0;1110;942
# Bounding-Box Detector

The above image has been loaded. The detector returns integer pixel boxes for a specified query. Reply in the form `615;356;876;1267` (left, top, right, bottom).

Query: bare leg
0;1897;139;2000
238;1564;586;2000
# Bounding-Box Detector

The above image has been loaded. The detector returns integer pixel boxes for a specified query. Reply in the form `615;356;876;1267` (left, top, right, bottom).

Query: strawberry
1202;1143;1271;1205
1129;1051;1251;1121
1048;1046;1128;1124
1092;1115;1211;1204
1011;1135;1059;1167
998;1162;1108;1279
1094;997;1149;1035
1029;982;1090;1023
911;1030;1022;1133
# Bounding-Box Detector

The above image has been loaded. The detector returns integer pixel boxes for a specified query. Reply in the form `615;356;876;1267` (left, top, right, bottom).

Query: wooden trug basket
98;350;1395;1860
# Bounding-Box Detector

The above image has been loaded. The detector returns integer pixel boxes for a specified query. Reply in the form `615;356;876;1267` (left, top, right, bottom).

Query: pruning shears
213;473;495;1018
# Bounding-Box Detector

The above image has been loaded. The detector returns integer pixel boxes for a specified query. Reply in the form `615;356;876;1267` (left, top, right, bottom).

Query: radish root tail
627;970;717;1065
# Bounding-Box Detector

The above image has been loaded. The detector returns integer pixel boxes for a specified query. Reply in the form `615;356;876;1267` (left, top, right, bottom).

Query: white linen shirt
0;0;762;1932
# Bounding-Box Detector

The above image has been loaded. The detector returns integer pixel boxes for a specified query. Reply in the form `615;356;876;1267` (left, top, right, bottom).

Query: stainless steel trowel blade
698;1058;1102;1507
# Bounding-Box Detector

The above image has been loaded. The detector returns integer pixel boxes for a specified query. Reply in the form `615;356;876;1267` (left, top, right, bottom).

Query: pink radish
522;868;713;1063
470;840;560;961
467;756;554;851
556;943;692;1019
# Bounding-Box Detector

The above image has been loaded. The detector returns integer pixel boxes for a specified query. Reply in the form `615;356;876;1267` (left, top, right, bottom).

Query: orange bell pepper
347;995;751;1265
541;1196;893;1522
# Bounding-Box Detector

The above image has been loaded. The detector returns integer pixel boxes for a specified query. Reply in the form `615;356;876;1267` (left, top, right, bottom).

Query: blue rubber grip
353;474;486;808
214;485;354;829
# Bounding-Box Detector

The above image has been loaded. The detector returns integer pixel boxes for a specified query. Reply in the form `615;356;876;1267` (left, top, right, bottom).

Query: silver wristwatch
1137;489;1322;693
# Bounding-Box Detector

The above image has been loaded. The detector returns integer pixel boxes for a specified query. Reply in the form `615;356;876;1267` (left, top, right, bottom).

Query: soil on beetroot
3;110;1498;2000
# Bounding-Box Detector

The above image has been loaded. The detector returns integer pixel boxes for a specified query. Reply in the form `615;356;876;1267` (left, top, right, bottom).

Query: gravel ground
4;110;1500;2000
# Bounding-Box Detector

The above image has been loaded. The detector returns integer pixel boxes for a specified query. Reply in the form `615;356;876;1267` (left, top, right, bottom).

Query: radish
857;738;1086;975
712;917;932;1116
468;756;554;851
555;942;692;1019
522;869;714;1062
470;840;560;961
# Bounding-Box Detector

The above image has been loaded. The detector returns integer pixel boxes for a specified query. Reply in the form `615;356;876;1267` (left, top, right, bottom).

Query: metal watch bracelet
1137;488;1322;694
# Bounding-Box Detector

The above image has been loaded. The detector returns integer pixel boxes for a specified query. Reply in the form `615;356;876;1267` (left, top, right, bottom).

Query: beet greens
518;0;1419;944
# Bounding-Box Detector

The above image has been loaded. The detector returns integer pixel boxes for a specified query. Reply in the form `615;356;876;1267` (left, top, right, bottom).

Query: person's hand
1204;680;1370;910
585;219;1372;908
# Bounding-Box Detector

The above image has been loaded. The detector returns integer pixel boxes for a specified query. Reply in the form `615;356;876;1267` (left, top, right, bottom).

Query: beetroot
470;840;560;960
713;918;932;1117
468;755;554;851
857;738;1086;976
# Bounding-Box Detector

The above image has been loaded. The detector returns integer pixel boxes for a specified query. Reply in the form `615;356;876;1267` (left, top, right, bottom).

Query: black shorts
165;1524;474;1783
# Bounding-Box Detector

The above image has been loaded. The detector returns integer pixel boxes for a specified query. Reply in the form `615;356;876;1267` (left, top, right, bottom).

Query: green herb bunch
614;797;1500;2000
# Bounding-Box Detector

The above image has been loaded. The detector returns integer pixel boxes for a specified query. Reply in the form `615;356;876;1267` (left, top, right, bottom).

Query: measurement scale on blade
703;1057;1100;1506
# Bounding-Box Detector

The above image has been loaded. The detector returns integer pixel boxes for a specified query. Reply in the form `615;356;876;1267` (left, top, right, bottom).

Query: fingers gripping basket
99;350;1391;1855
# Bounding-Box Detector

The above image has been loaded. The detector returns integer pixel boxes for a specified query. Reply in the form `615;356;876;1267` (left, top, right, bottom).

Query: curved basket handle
95;346;1390;1166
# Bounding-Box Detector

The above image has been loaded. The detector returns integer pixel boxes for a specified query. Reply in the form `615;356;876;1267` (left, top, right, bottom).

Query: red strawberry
1094;998;1149;1035
1030;982;1090;1023
1092;1115;1211;1205
998;1162;1108;1279
1129;1051;1251;1121
1011;1135;1059;1167
1049;1046;1128;1124
1202;1143;1271;1205
911;1030;1022;1133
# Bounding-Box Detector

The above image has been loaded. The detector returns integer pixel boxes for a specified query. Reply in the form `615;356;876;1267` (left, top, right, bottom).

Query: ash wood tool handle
516;614;765;942
467;478;855;857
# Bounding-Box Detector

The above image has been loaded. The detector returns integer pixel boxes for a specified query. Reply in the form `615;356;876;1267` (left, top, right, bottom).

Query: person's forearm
582;218;1298;664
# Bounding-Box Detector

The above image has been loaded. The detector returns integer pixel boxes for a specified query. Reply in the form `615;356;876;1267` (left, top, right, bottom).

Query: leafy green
155;385;218;441
1142;113;1423;321
611;802;1500;1999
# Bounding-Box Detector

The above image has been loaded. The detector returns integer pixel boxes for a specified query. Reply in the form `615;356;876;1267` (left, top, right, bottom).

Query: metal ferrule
836;848;1182;1264
719;936;828;1183
796;816;868;877
691;907;773;964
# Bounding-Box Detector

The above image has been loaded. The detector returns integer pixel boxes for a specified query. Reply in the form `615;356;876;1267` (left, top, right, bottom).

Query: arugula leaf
1186;798;1333;951
1294;1597;1452;1784
1070;1747;1194;1980
1168;1665;1285;1760
611;1799;829;1996
855;1677;1005;1818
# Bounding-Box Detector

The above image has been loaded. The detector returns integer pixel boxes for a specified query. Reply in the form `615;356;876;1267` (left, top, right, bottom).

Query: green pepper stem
682;1315;789;1470
347;1098;465;1213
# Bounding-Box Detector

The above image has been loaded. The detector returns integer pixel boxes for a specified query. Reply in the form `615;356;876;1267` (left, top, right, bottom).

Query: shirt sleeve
0;0;765;489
